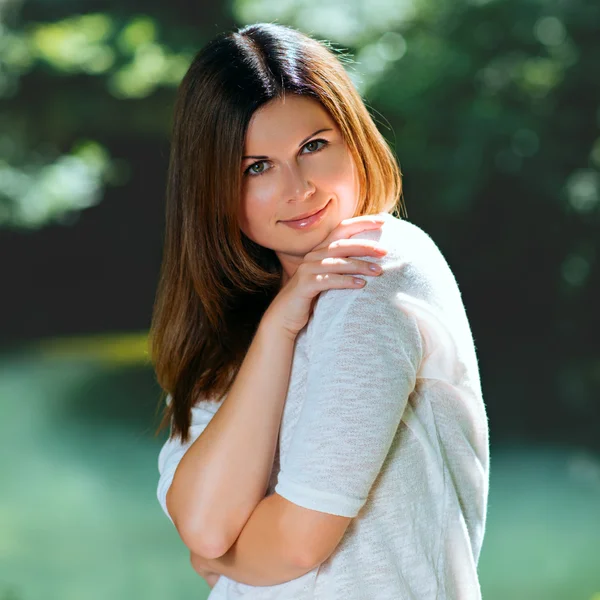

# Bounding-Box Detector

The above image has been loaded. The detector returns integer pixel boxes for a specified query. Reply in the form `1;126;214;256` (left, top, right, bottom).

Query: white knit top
157;212;490;599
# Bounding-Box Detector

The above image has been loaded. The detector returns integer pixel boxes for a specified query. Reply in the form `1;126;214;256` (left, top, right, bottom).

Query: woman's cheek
246;175;280;204
310;146;357;192
240;180;282;239
240;183;271;235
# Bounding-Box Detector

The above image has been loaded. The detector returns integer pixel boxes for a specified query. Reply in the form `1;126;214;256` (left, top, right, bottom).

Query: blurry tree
0;1;234;228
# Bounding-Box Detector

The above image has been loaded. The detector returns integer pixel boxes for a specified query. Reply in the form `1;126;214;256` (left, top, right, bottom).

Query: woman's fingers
314;213;386;249
310;239;388;260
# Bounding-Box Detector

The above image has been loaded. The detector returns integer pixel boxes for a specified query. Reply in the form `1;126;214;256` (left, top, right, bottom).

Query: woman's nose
281;161;316;201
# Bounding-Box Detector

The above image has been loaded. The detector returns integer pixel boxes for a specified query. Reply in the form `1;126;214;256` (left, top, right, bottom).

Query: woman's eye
244;139;328;177
303;139;328;153
247;162;267;175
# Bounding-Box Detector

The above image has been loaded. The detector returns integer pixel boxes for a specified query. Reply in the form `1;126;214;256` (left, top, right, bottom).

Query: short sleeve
274;262;424;518
156;395;220;524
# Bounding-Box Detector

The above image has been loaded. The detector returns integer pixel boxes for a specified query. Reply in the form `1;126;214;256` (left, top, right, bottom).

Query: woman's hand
263;214;389;340
190;552;221;589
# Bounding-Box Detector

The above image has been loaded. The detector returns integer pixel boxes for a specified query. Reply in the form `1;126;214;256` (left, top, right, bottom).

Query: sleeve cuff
275;472;365;518
156;466;178;525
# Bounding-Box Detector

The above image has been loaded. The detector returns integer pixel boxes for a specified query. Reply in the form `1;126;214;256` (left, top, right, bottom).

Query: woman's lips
280;200;331;230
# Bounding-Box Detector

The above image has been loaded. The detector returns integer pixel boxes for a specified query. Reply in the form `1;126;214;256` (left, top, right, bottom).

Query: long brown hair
150;22;405;443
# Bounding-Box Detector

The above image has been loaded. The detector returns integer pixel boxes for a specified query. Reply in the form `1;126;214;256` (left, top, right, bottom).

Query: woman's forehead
244;96;335;150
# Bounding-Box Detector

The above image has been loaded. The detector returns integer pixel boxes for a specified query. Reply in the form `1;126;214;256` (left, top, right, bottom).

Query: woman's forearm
167;315;295;557
193;493;316;586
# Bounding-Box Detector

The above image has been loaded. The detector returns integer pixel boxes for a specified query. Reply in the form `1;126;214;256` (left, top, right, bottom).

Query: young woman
151;22;489;599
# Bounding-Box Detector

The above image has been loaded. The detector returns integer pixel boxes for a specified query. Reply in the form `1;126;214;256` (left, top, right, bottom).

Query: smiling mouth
280;201;329;223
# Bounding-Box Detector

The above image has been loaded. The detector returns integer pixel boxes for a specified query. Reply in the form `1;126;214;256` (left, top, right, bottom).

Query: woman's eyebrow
242;127;333;160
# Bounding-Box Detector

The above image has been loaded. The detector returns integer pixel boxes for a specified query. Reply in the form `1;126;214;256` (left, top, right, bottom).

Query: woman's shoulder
349;212;444;267
304;215;432;360
311;212;461;320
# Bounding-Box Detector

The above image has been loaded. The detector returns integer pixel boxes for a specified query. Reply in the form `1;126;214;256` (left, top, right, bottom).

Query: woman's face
239;94;361;282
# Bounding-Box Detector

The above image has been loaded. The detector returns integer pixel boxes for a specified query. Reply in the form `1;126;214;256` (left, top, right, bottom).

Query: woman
151;22;489;599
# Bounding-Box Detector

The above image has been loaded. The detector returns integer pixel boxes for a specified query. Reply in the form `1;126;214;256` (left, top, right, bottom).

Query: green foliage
2;0;597;230
0;11;195;228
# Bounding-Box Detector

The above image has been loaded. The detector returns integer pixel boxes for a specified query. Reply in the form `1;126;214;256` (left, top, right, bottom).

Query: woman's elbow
166;487;228;558
180;524;229;560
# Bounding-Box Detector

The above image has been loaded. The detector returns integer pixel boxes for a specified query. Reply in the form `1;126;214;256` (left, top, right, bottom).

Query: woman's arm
189;493;320;587
190;553;220;589
167;315;295;558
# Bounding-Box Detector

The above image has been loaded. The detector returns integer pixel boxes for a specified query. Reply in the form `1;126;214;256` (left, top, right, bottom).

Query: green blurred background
1;0;599;598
